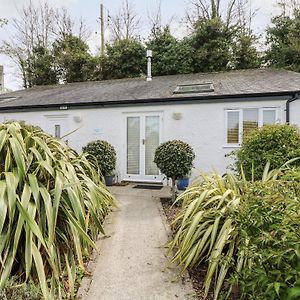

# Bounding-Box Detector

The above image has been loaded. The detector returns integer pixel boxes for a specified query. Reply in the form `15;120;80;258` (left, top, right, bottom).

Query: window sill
223;144;241;149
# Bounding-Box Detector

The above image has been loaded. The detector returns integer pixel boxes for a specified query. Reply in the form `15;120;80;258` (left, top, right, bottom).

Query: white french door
125;113;163;182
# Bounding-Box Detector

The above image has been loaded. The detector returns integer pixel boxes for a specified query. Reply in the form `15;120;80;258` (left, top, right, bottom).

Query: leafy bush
233;180;300;300
0;277;42;300
279;166;300;182
0;122;116;299
231;124;300;180
169;173;244;299
154;140;195;201
83;140;117;176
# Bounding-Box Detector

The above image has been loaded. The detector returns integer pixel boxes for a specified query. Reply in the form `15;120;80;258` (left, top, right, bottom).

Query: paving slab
81;185;196;300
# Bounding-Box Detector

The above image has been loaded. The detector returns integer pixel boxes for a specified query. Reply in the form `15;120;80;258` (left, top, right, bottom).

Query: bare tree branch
226;0;238;27
147;0;163;34
185;0;257;31
109;0;141;41
54;7;74;39
277;0;300;16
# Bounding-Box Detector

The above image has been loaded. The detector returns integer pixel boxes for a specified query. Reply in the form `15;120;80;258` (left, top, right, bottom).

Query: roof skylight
174;83;214;94
0;96;17;103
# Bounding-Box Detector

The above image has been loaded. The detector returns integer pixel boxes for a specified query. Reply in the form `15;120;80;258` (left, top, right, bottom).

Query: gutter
286;93;299;124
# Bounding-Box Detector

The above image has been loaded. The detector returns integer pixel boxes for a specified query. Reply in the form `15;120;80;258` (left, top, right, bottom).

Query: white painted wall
0;98;293;182
0;66;4;93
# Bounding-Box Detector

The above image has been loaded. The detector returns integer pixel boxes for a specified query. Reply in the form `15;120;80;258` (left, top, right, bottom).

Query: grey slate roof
0;68;300;110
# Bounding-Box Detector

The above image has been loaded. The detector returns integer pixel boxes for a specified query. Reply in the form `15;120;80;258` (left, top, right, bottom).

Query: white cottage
0;68;300;183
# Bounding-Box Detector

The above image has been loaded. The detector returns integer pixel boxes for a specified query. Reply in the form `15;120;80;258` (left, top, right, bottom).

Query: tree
146;26;193;76
0;1;91;88
186;0;260;72
147;1;163;36
232;0;261;69
185;1;238;73
53;34;95;83
109;0;141;41
277;0;300;15
266;4;300;72
1;1;55;88
189;17;233;72
29;45;58;86
232;33;261;69
186;0;241;29
101;39;145;80
53;7;90;41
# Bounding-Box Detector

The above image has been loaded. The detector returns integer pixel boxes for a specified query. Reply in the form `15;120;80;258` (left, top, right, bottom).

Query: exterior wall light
73;115;82;123
172;112;182;120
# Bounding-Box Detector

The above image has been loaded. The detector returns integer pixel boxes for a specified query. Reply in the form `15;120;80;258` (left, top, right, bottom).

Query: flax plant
169;173;244;299
0;122;116;299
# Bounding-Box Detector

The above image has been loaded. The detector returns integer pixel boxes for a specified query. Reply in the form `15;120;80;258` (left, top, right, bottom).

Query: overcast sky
0;0;281;91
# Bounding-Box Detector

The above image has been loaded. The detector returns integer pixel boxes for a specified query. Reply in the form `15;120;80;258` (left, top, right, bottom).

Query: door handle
142;139;145;145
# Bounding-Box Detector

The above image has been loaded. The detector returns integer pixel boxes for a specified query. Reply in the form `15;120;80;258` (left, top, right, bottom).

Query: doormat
133;185;163;190
112;181;129;186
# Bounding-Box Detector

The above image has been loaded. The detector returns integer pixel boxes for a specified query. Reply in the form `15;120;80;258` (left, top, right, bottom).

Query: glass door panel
127;117;140;174
145;116;159;175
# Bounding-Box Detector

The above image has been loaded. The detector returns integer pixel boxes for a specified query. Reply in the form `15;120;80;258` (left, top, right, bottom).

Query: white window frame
224;109;241;147
44;114;69;142
260;108;279;126
225;107;279;147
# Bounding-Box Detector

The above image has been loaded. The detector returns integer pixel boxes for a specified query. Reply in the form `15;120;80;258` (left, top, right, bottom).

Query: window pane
55;125;61;138
227;111;239;144
243;109;258;139
127;117;140;174
145;116;160;175
263;110;276;125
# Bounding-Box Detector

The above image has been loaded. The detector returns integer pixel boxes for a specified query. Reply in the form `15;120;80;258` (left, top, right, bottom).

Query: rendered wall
0;66;4;93
0;98;291;182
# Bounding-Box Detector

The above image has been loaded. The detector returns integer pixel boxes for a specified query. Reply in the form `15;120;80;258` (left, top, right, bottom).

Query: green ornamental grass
169;172;244;299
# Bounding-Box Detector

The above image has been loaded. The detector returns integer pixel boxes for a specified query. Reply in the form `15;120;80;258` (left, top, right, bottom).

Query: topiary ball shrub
83;140;117;177
232;124;300;180
154;140;195;201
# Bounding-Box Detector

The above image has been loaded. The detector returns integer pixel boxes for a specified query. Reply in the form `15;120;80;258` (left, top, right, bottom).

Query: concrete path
81;185;196;300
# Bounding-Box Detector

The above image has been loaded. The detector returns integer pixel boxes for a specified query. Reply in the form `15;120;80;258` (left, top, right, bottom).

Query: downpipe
286;93;299;124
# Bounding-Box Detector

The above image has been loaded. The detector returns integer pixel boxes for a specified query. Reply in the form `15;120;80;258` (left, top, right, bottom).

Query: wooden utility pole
100;3;105;56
